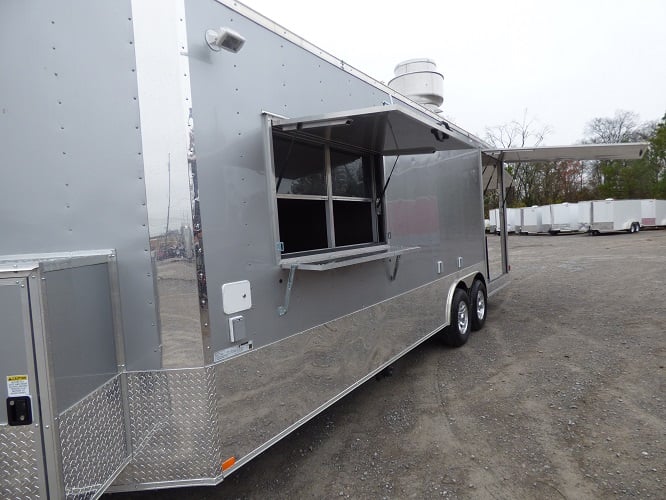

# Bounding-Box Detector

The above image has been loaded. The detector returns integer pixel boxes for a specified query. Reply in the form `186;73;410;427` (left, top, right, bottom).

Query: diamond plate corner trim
58;376;128;500
113;367;221;487
0;425;42;499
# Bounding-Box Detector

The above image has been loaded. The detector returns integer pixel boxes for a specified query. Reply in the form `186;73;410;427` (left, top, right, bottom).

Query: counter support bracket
277;264;298;316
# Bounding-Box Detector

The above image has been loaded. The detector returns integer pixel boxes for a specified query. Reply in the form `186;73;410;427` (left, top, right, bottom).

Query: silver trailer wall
176;0;485;360
112;0;487;490
0;0;160;371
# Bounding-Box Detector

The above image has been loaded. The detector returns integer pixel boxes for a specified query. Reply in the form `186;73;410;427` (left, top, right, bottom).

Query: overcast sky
240;0;666;146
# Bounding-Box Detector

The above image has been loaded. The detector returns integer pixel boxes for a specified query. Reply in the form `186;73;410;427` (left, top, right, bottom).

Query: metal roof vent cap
388;58;444;113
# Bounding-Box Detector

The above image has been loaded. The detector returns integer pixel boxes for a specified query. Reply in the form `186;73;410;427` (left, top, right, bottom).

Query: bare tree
485;110;551;207
584;110;640;144
485;109;550;149
583;110;657;197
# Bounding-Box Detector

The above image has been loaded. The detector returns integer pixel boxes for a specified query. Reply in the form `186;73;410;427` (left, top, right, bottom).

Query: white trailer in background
488;209;498;233
489;207;518;233
496;208;520;234
578;201;592;232
588;199;642;235
640;199;666;228
519;206;548;234
549;202;581;234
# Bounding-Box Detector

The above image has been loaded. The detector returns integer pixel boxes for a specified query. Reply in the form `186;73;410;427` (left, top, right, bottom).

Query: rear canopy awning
483;143;648;163
271;104;475;155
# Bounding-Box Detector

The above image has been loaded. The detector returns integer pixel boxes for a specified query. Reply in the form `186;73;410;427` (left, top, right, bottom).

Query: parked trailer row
487;199;666;236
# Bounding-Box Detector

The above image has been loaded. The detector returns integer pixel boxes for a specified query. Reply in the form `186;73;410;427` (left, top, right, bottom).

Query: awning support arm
376;154;400;210
375;117;400;210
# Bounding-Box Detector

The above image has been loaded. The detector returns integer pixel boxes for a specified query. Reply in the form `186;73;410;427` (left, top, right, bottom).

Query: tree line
484;110;666;208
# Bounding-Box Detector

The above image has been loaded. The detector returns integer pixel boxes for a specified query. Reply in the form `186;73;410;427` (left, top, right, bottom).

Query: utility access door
0;277;48;498
1;255;130;499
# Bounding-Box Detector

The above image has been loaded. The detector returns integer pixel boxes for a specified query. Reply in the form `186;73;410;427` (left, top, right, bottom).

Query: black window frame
271;131;385;257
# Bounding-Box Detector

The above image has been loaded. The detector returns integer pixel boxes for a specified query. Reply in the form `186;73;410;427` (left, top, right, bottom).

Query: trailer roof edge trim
483;143;649;163
272;105;476;155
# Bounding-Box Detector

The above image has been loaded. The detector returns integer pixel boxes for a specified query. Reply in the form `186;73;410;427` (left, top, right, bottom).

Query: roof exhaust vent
388;58;444;113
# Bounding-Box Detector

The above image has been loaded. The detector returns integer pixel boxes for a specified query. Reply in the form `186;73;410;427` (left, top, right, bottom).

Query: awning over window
272;104;476;155
483;143;648;163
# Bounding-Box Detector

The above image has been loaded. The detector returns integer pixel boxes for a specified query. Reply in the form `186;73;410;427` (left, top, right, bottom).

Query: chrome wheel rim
457;301;469;333
476;291;486;320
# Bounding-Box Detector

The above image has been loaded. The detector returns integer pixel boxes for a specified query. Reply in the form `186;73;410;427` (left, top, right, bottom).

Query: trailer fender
443;272;481;327
469;275;488;331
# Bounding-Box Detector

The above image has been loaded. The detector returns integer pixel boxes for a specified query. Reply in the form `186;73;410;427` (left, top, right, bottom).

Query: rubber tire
470;280;487;331
442;289;471;347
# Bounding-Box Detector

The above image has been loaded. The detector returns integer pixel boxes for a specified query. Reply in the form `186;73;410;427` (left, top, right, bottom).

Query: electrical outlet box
228;315;246;342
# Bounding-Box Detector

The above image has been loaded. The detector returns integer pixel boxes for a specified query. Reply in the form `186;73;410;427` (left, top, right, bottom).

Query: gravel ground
111;230;665;499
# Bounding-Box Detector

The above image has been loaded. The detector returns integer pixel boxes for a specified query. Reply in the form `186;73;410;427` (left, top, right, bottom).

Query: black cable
376;118;400;209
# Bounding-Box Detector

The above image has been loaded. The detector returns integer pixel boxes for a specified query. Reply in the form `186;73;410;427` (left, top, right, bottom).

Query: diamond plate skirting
113;366;221;486
0;425;42;499
59;376;128;500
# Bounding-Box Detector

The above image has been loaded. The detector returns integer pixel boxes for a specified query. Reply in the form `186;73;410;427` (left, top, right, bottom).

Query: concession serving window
265;104;475;270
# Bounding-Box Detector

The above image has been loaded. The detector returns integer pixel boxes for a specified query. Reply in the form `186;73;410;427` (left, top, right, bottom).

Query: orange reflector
221;457;236;471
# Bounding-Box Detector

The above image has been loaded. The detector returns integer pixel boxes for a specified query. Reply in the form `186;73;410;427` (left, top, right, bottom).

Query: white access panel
222;280;252;314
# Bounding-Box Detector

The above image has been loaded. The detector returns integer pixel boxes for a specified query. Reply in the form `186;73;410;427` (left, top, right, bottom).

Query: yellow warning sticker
7;375;30;397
